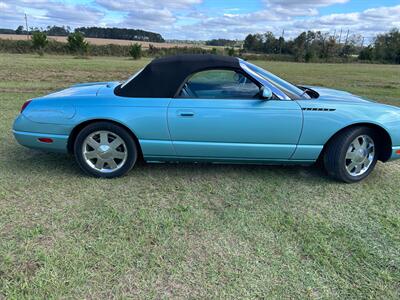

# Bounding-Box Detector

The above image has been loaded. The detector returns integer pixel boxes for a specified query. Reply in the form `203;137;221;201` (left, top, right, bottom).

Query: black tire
324;127;378;183
74;122;137;178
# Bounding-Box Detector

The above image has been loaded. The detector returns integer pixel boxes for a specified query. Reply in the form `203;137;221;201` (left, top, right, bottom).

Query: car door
167;69;303;160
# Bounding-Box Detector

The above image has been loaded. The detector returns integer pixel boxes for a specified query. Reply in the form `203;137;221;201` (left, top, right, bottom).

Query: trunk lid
43;82;111;98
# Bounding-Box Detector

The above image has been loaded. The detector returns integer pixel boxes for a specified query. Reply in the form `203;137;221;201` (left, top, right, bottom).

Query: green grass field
1;54;399;299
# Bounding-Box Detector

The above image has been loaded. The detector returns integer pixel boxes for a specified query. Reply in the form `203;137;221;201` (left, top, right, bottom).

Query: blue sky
1;0;399;40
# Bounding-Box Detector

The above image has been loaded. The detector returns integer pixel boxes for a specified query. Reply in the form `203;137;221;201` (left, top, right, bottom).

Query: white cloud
0;0;104;28
124;8;176;28
95;0;202;11
265;0;350;7
164;4;400;40
0;1;9;9
94;0;203;31
0;0;398;41
290;5;400;38
258;0;350;16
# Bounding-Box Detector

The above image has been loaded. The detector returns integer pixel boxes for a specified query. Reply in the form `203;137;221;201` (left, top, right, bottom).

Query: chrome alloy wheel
82;130;128;173
345;135;375;177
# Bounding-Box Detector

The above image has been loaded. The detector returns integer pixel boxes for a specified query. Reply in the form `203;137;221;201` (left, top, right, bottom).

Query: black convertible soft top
115;54;241;98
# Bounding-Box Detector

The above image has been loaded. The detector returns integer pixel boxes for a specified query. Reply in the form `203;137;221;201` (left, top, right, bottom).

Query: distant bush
240;53;296;62
89;44;130;56
67;32;88;56
225;47;235;56
145;46;212;58
304;51;314;63
358;46;374;62
31;31;48;56
0;39;31;53
206;39;237;47
0;38;214;57
129;43;142;60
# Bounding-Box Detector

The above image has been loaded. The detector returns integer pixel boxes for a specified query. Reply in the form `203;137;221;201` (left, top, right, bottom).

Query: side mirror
260;86;273;100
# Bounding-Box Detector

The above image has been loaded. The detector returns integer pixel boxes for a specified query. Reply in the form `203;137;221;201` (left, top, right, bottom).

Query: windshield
240;60;310;99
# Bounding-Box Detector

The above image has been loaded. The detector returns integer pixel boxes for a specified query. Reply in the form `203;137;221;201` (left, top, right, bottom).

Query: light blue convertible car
13;55;400;182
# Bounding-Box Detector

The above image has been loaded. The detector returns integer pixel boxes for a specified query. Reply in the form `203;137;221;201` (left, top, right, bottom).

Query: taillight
20;100;32;113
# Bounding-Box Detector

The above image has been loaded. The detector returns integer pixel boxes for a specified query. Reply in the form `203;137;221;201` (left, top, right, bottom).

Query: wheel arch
319;122;393;163
67;119;143;160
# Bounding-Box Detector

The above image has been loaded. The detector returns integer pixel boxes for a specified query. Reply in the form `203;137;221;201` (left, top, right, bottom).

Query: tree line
243;29;400;64
75;27;165;43
5;25;165;43
244;31;362;62
205;39;238;47
1;25;399;64
359;30;400;64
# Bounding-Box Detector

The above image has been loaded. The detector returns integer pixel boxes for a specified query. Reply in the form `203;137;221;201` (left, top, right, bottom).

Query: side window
179;69;260;99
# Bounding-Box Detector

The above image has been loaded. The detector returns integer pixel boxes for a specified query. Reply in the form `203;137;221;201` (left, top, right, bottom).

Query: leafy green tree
340;44;353;58
15;25;24;35
358;46;373;61
263;32;278;54
374;29;400;64
293;32;307;61
244;34;263;52
46;25;70;36
321;36;338;61
129;43;142;60
31;31;48;56
278;36;285;54
67;32;89;55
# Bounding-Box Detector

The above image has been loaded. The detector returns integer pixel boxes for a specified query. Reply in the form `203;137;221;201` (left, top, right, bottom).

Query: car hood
43;82;112;98
305;86;374;104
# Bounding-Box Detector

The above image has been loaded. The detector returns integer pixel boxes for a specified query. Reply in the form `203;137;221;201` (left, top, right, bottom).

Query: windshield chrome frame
239;61;291;100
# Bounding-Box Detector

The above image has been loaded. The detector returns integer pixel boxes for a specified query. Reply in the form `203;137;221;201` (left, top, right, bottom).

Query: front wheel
74;122;137;178
324;127;378;183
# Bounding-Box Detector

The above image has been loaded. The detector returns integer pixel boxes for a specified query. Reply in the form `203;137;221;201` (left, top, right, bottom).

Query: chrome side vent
302;108;336;112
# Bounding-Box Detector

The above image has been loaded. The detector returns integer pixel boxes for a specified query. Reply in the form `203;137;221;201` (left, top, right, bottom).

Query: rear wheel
74;122;137;178
324;127;378;183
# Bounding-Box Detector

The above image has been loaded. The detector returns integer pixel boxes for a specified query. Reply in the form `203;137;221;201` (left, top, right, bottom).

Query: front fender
293;101;400;160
